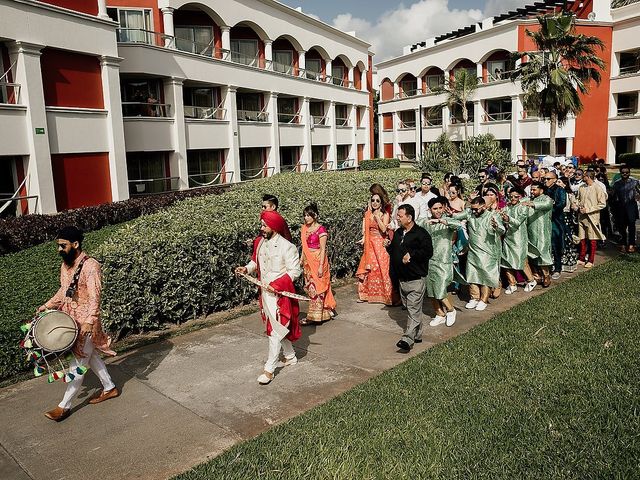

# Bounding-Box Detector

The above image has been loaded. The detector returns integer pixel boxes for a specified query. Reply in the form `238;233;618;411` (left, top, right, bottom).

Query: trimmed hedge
618;153;640;169
0;186;225;256
358;158;401;170
0;169;421;381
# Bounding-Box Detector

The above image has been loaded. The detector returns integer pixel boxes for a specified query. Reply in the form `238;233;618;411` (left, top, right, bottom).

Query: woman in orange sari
356;193;396;305
300;203;336;324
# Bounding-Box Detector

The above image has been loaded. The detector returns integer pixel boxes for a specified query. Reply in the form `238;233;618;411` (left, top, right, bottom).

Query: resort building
0;0;374;215
375;0;640;165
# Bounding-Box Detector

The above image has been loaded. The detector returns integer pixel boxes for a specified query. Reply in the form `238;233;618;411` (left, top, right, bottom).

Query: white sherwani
245;233;302;373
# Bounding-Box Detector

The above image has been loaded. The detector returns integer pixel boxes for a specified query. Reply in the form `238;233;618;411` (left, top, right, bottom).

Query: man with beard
38;226;118;422
542;171;567;279
523;181;553;287
236;210;302;384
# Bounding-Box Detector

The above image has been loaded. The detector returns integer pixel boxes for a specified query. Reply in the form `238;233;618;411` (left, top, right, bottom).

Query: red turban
260;210;292;241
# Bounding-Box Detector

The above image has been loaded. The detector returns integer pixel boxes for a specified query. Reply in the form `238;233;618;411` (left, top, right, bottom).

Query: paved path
0;249;616;480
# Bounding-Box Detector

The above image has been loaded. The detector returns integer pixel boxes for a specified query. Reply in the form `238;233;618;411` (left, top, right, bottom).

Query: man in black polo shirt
386;204;433;351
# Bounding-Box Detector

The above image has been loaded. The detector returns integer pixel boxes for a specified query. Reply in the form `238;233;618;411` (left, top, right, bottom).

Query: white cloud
330;0;484;61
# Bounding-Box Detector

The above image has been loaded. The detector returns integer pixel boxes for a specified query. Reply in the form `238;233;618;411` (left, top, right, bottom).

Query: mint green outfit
417;218;461;300
527;195;553;267
453;209;506;288
501;203;531;270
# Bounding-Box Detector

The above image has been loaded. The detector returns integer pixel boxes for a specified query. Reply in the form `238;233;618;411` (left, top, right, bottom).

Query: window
277;97;297;123
312;146;326;169
484;98;512;121
617;93;638;116
425;108;442;126
280;147;299;171
273;50;293;74
401;143;416;160
426;74;443;91
310;102;325;125
237;92;266;121
450;102;474;123
399;110;415;128
187;150;223;187
231;39;258;66
335;104;348;126
240;148;266;180
113;9;153;43
121;79;164;117
332;65;345;86
336;145;350;161
175;26;214;56
487;60;513;81
183;87;220;119
126;152;172;195
306;58;322;78
619;50;640;75
401;79;417;96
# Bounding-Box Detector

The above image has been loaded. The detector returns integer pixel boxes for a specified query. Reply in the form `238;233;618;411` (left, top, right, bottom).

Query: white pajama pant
59;336;115;410
262;289;295;374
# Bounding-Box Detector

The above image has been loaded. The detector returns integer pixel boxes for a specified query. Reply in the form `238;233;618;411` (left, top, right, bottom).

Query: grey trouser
399;277;426;347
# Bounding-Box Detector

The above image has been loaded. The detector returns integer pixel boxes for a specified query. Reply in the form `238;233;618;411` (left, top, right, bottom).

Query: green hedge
0;169;417;381
618;153;640;169
358;158;401;170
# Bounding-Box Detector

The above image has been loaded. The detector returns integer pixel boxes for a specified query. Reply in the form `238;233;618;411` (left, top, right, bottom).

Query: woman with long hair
300;203;336;324
356;192;396;305
558;176;579;273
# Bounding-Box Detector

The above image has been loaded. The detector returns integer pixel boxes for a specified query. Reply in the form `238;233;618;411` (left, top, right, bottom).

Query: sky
279;0;527;60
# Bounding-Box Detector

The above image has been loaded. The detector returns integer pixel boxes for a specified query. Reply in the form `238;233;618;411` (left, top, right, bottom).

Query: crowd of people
36;163;639;419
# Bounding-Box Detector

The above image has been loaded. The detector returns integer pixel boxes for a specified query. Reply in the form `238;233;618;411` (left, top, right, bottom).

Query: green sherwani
501;203;530;270
453;209;506;288
417;218;461;300
527;194;553;266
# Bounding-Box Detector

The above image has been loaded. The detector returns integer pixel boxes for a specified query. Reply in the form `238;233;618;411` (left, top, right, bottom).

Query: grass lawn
176;254;640;480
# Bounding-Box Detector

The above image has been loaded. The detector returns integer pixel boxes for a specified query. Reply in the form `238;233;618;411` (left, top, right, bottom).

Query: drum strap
65;256;89;298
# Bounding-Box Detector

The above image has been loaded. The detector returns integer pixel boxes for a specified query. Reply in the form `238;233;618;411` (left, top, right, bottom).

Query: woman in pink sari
356;193;396;305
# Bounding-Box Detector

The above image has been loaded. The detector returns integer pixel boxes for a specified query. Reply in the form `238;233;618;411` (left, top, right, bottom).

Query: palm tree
509;13;605;157
430;68;478;140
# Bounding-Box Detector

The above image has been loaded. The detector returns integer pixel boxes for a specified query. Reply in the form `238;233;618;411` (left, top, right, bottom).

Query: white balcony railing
617;107;637;117
230;50;260;68
184;105;227;120
399;119;416;129
336;117;350;127
240;165;275;181
302;69;323;81
312;114;328;126
395;89;419;99
483;112;512;122
424;117;443;127
272;61;295;75
237;108;269;122
278;112;301;124
117;28;175;48
122;102;171;117
128;176;180;195
188;170;234;188
618;64;640;76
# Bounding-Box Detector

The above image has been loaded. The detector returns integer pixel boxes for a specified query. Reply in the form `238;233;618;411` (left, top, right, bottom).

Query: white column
510;95;521;162
221;26;231;52
476;62;483;83
97;0;109;19
264;40;273;69
298;50;306;77
611;52;620;78
473;99;482;136
415;108;421;162
393;82;400;98
361;69;368;92
328;100;337;169
363;106;371;161
416;76;423;95
300;97;311;171
268;92;280;174
378;113;384;159
607;136;616;164
225;86;240;183
100;56;129;202
161;7;175;47
350;105;358;163
392;111;400;158
442;105;450;134
348;67;355;88
9;42;57;214
635;136;640;155
164;77;188;190
566;137;574;157
325;60;332;82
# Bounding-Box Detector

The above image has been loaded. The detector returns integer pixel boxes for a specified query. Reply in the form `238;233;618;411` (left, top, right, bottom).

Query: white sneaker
465;299;479;309
524;280;537;292
505;285;517;295
475;301;488;311
257;371;274;385
445;310;457;327
275;356;298;368
429;316;446;327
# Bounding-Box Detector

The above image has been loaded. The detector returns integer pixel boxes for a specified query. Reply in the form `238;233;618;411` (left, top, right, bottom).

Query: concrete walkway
0;249;616;480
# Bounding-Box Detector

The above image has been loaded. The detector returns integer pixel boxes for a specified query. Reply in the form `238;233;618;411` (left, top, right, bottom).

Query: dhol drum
31;310;78;353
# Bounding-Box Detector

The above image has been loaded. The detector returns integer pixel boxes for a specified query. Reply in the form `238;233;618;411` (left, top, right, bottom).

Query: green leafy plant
618;153;640;168
458;134;512;177
359;158;401;170
417;133;460;174
430;68;479;140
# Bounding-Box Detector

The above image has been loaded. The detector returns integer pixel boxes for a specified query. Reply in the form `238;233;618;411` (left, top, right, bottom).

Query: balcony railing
313;161;334;171
174;36;228;59
302;69;323;81
280;161;309;173
278;112;301;124
399;119;416;129
486;69;516;83
521;110;540;120
336;117;350;127
0;194;38;217
0;82;20;104
272;61;295;75
184;105;227;120
240;165;275;181
330;76;352;88
122;102;171;117
312;114;327;126
117;28;175;48
424;117;443;127
128;176;180;196
616;107;637;117
483;111;512;122
237;108;269;122
337;159;357;170
188;170;234;188
230;50;260;67
450;116;474;124
395;89;419;99
618;64;640;76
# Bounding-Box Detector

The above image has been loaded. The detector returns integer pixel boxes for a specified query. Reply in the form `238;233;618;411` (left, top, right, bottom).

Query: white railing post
97;0;109;19
264;40;273;70
298;50;306;77
221;26;231;52
325;59;332;83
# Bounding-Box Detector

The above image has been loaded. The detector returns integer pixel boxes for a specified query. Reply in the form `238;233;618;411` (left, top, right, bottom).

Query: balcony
312;114;328;126
240;165;275;181
0;82;20;105
278;112;301;124
122;102;171;118
399;119;416;129
483;112;512;122
237;109;269;123
395;89;419;99
184;105;226;120
188;170;234;188
616;106;637;117
336;117;351;127
128;176;180;196
117;28;175;48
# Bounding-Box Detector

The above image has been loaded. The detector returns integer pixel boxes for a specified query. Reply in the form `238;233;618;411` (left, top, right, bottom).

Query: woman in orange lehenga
300;203;336;324
356;193;396;305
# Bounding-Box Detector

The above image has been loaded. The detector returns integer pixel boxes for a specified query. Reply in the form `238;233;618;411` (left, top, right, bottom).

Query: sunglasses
409;186;417;191
544;177;555;181
478;177;486;180
448;190;458;195
509;194;521;198
396;188;407;193
421;181;431;185
371;198;381;203
471;208;483;213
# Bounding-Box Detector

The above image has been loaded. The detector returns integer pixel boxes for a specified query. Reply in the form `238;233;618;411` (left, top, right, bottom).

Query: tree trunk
550;112;557;157
462;104;468;141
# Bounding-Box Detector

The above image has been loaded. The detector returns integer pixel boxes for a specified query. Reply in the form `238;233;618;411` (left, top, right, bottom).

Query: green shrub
618;153;640;168
418;133;459;175
359;158;401;170
459;134;513;177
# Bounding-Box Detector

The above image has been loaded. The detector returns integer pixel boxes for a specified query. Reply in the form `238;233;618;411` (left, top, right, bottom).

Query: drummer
38;226;118;422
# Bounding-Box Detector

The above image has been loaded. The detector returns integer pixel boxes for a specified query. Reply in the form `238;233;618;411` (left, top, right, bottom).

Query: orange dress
356;209;396;305
301;224;337;322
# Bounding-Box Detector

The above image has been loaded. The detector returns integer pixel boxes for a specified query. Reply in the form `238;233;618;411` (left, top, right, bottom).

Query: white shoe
257;371;274;385
524;280;537;292
275;356;298;368
475;301;488;312
505;285;517;295
445;310;457;327
429;316;446;327
465;299;479;309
